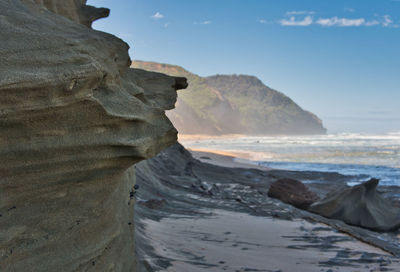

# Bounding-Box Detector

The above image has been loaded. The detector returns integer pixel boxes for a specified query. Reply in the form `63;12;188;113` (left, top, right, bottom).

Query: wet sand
135;143;400;272
190;148;271;171
140;209;397;272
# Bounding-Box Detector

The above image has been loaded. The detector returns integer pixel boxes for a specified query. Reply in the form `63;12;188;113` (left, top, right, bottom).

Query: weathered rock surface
309;179;400;232
21;0;110;28
0;1;186;271
267;178;319;209
138;199;167;210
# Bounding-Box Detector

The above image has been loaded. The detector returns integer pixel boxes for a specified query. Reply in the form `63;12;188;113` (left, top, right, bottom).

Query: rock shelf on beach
135;143;400;270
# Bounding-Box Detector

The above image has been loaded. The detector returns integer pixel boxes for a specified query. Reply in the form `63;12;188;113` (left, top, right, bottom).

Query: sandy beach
140;209;395;272
189;148;271;171
135;143;400;272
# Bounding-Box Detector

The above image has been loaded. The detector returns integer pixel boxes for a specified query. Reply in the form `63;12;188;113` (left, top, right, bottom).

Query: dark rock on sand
309;179;400;232
268;178;320;209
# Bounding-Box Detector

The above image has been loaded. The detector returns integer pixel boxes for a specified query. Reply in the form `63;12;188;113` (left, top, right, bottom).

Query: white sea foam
180;132;400;186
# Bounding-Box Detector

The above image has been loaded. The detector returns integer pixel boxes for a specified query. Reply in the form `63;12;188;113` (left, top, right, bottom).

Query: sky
88;0;400;133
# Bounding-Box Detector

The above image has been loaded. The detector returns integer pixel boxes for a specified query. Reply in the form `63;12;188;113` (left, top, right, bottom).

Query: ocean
180;132;400;186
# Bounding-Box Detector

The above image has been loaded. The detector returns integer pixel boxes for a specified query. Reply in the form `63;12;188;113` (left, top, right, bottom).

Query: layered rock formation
22;0;110;27
132;61;327;135
309;179;400;232
0;1;186;271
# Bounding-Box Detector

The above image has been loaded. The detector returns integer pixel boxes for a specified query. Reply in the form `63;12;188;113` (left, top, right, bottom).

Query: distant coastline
133;60;327;135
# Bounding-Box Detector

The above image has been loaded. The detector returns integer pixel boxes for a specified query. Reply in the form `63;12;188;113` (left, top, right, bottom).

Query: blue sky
89;0;400;133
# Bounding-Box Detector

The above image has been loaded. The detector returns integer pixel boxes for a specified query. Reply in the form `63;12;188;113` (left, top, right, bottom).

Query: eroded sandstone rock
0;0;186;271
309;179;400;232
21;0;110;28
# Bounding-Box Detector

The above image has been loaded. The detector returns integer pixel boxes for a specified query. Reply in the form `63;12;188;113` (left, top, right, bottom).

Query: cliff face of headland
0;1;186;271
132;61;327;135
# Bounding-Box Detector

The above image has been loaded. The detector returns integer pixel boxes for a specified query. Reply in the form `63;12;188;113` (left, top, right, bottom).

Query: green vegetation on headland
132;61;327;135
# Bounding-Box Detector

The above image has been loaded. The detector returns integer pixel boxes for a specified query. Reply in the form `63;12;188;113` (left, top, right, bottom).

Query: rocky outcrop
268;178;319;209
21;0;110;27
0;1;186;271
309;179;400;232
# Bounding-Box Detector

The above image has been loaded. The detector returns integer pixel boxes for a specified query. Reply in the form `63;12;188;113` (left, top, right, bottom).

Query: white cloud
278;12;398;28
151;12;164;20
316;17;366;27
164;22;170;28
194;20;212;25
258;19;267;24
280;16;313;26
365;20;380;26
286;11;315;16
382;15;393;27
315;15;397;27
